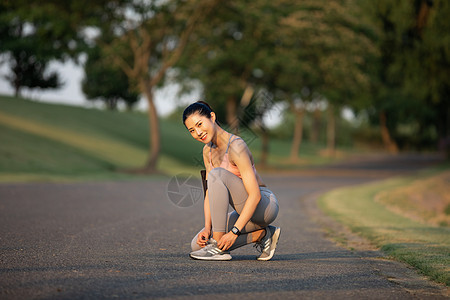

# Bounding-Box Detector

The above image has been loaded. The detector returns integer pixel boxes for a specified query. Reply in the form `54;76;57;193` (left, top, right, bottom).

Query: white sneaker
254;226;281;261
189;238;232;261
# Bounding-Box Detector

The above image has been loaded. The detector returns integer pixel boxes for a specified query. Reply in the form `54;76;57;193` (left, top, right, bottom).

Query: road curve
0;153;448;299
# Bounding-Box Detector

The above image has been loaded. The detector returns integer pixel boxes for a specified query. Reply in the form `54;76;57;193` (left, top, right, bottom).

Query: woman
183;101;280;261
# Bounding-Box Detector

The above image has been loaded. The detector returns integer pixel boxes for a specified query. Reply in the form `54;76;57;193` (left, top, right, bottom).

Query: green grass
318;170;450;286
0;95;348;182
0;95;200;181
0;124;114;173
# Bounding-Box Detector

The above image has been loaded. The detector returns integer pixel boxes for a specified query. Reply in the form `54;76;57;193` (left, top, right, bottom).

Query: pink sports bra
209;135;256;178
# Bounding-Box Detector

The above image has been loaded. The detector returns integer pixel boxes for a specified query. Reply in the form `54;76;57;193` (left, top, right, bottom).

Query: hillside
0;95;341;182
0;96;203;181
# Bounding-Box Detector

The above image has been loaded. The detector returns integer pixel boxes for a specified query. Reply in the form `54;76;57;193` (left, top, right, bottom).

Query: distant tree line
1;0;448;172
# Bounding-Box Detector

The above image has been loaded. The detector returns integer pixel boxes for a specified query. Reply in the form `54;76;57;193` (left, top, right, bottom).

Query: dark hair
182;101;219;126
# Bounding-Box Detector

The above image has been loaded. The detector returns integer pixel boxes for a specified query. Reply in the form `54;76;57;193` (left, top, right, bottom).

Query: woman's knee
264;202;279;225
207;167;227;185
191;233;201;251
251;192;279;226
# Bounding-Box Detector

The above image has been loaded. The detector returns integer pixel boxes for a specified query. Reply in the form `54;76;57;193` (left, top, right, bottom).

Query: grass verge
318;168;450;286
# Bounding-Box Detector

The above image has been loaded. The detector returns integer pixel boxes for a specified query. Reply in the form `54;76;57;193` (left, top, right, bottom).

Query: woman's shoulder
228;136;251;158
230;135;247;148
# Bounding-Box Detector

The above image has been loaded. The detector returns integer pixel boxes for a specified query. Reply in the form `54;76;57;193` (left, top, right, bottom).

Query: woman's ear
210;112;216;123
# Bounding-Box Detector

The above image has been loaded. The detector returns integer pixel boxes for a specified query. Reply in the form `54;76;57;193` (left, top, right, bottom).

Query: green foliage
177;0;287;125
272;0;376;106
352;126;385;150
82;45;139;110
271;107;357;147
445;204;450;216
0;2;63;95
2;0;448;158
177;0;378;159
0;0;116;96
362;0;450;150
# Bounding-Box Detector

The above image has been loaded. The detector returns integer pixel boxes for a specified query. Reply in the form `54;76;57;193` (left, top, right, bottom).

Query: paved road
0;154;448;299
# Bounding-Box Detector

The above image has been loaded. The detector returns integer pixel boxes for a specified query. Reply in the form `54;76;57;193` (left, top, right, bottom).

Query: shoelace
254;234;272;253
205;241;225;254
253;242;263;254
254;228;272;253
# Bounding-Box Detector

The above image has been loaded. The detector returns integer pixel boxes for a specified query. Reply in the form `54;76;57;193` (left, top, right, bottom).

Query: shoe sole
257;227;281;261
189;253;232;261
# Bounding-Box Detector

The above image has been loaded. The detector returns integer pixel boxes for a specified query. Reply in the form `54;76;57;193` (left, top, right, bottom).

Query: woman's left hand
217;232;238;251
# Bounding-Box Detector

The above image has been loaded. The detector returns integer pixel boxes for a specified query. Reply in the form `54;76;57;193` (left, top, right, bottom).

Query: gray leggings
191;167;279;251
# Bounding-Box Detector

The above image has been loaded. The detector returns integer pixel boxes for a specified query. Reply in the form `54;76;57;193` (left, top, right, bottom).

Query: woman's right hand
197;228;211;248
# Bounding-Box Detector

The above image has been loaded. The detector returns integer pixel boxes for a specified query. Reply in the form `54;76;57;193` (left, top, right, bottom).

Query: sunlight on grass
0;112;147;167
375;171;450;227
319;172;450;285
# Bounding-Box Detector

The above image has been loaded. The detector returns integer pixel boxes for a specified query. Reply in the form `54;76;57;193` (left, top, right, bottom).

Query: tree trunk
326;105;336;156
226;96;239;133
416;0;432;36
290;109;304;162
106;98;118;110
142;82;161;172
259;125;270;169
14;86;20;98
13;71;21;97
379;111;399;154
310;108;321;144
107;0;221;173
240;84;254;108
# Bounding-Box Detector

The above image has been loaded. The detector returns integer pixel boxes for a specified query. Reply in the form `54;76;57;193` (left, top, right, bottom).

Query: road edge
301;190;450;299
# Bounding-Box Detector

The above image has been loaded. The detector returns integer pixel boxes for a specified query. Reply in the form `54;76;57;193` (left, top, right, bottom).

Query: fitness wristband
231;226;241;236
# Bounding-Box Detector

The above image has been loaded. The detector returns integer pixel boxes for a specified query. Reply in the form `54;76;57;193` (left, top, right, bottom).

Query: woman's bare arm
228;139;261;232
202;145;212;230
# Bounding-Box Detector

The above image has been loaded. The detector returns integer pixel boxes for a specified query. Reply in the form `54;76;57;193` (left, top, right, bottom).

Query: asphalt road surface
0;154;448;299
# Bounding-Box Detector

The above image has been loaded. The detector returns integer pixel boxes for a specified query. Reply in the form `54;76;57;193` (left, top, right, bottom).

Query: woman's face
184;112;216;144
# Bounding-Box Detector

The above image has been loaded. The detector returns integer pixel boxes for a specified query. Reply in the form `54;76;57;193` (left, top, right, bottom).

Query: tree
5;47;62;97
0;2;62;96
0;0;114;97
260;0;323;162
97;0;219;172
177;0;281;129
361;0;450;153
82;45;139;110
178;0;305;167
310;0;375;156
398;0;450;152
266;0;375;158
178;0;377;163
